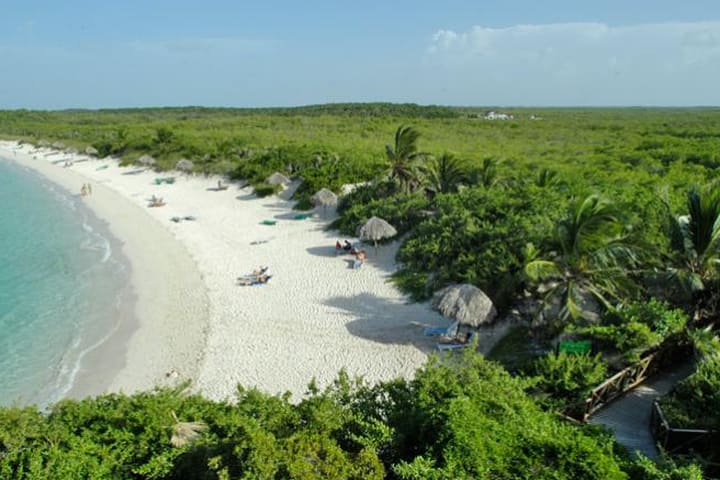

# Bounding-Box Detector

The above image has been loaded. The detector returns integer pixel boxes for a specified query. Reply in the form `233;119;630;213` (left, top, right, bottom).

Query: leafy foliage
528;352;608;415
395;184;563;304
526;194;643;323
573;299;688;361
659;351;720;431
0;354;635;479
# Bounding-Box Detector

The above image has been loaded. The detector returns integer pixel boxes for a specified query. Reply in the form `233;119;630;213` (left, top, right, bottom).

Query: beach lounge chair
236;275;272;286
436;331;477;351
423;320;460;337
261;219;277;226
294;213;311;220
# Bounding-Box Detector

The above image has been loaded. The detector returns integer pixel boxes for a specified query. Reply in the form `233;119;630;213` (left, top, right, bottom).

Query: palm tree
423;152;468;194
525;194;642;324
535;168;561;188
663;187;720;320
385;125;425;193
474;157;501;188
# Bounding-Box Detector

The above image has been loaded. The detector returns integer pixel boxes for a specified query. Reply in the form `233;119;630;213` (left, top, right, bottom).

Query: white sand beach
0;140;448;402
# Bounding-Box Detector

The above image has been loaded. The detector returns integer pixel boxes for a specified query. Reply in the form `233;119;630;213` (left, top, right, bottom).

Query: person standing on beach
87;183;93;195
80;184;87;196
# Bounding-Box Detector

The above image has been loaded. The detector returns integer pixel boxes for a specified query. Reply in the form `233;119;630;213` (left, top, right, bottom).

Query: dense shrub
659;353;720;431
0;353;633;479
331;193;430;238
627;454;704;480
528;352;608;416
395;184;564;304
253;182;283;197
573;300;688;360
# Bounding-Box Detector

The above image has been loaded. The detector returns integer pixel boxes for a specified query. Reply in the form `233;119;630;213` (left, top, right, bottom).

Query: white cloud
424;21;720;105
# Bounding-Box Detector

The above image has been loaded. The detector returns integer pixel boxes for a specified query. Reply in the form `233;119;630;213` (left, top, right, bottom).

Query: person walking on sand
87;183;92;195
80;184;87;196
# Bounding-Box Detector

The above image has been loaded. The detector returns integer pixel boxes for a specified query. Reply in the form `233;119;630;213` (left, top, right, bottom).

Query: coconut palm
667;188;720;287
535;168;561;188
474;157;501;188
385;125;425;193
423;153;468;194
525;194;642;324
663;187;720;321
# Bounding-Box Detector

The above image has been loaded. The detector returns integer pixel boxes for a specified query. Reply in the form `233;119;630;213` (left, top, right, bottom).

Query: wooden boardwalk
589;361;695;459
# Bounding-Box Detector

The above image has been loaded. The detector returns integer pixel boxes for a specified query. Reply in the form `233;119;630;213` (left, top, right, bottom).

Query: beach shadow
236;193;257;201
273;211;314;221
122;168;147;175
324;292;442;352
305;245;338;258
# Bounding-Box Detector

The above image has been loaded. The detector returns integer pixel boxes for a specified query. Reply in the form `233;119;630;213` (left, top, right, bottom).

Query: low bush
528;352;608;416
659;353;720;431
253;182;282;197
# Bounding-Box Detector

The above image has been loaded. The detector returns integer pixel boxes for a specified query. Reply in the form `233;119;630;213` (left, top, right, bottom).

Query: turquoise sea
0;156;131;407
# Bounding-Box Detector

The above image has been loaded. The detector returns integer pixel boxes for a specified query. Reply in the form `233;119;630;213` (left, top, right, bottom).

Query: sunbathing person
437;331;472;345
352;249;367;269
149;196;166;207
252;266;269;276
343;240;353;251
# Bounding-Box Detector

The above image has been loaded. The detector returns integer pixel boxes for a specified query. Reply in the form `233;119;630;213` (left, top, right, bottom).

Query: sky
1;1;720;108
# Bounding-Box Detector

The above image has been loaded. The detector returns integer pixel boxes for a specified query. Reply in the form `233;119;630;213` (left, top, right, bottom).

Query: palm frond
525;260;561;281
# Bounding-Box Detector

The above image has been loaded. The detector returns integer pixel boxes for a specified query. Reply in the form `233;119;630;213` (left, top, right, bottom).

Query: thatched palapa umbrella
138;154;156;167
431;283;497;328
176;158;194;174
266;172;291;186
85;146;99;157
359;216;397;251
51;141;66;150
311;188;338;213
170;411;206;448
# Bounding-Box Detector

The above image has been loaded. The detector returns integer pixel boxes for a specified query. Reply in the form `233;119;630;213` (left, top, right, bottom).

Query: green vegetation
659;352;720;431
3;104;720;476
572;299;688;361
0;353;633;479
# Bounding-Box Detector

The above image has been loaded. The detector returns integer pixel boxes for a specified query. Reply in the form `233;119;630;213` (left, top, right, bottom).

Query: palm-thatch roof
266;172;291;186
359;216;397;243
138;154;156;166
85;146;99;156
311;188;338;207
176;158;194;172
431;283;497;328
170;411;206;448
51;141;66;150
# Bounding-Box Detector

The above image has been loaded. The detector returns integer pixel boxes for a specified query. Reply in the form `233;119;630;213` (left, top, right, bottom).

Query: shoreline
0;140;448;403
0;142;210;400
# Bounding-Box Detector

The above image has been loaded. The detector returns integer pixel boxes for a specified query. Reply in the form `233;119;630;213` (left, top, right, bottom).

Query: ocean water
0;157;131;407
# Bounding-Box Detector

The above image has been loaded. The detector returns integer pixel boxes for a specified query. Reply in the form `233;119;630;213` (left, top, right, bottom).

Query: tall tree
474;157;501;188
385;125;425;193
525;194;642;323
423;152;468;194
664;187;720;321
